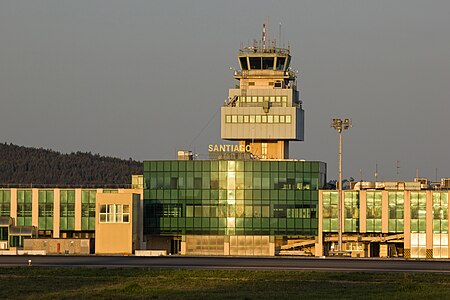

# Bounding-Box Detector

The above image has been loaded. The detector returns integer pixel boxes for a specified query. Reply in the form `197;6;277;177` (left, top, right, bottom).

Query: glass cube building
144;160;326;255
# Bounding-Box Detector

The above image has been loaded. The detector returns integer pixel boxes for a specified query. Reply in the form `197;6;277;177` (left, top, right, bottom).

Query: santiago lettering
208;144;251;152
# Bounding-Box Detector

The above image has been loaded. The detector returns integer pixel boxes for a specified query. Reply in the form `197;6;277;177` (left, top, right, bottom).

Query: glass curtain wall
17;190;32;226
144;160;325;237
0;190;11;217
432;192;448;258
81;190;96;231
410;191;427;258
60;190;75;231
366;191;382;232
38;190;54;235
344;191;359;232
388;192;404;233
322;191;338;232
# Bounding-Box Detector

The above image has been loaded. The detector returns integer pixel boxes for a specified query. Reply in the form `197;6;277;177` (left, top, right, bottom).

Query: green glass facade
81;190;96;231
388;191;404;233
38;190;54;232
366;191;382;232
410;191;427;233
322;191;338;232
143;160;326;237
344;191;359;233
0;190;11;217
17;190;32;226
60;190;75;231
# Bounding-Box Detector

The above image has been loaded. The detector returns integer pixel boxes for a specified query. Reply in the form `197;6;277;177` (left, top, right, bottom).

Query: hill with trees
0;143;142;186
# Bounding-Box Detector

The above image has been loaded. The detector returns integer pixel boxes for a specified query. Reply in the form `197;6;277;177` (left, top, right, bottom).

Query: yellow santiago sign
208;144;251;152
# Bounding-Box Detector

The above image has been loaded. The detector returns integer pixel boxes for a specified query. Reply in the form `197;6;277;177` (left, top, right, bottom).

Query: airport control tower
221;25;304;159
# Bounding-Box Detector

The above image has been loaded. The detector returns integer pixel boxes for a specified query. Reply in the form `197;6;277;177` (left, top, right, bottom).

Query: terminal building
318;180;449;259
143;26;326;256
0;179;143;255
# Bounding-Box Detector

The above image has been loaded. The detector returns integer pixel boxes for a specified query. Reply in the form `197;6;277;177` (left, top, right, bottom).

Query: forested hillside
0;143;142;186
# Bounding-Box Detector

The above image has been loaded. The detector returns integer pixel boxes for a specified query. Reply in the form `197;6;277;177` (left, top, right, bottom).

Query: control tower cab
221;25;304;159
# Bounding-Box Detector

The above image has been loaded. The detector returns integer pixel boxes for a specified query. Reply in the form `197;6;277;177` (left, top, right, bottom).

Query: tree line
0;143;142;186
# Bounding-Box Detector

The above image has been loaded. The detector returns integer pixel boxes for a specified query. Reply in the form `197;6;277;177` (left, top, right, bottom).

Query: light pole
331;118;352;255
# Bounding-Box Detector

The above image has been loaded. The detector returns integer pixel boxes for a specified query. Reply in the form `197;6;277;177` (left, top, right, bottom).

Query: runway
1;255;450;273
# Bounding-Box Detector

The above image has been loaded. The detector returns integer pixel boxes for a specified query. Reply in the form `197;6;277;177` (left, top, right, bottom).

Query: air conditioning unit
441;178;450;188
0;241;7;250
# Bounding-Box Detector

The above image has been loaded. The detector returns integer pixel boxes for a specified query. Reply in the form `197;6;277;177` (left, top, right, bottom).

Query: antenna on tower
374;162;378;182
262;23;266;50
279;22;282;49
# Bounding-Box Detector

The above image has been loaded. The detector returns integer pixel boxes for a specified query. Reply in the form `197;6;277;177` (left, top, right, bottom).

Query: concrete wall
23;238;90;254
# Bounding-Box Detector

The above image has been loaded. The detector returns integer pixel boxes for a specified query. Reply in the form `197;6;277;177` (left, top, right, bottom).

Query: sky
1;0;450;182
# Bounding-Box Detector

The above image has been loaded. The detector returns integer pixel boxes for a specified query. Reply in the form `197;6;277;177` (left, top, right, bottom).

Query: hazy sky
1;1;450;182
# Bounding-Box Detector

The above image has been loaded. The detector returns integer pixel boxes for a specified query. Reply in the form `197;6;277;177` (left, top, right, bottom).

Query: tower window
249;57;262;69
262;57;274;69
276;57;286;70
239;57;248;70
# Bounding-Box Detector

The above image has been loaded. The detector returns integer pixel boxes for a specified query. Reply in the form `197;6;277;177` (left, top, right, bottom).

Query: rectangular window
280;115;285;123
225;115;231;123
262;57;274;69
261;143;268;159
99;204;130;223
276;57;286;70
38;190;54;232
274;115;279;123
17;190;32;226
237;115;244;123
249;57;261;70
244;115;249;123
60;190;75;231
267;115;273;123
250;115;255;123
286;115;292;123
255;115;261;123
261;115;267;123
0;190;11;217
239;57;248;70
81;190;96;231
231;115;238;123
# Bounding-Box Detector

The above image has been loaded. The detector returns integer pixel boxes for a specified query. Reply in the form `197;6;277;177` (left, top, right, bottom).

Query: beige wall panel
316;191;324;257
53;189;60;238
404;191;411;250
32;189;39;227
10;189;17;222
448;191;450;259
426;191;433;251
381;191;388;233
95;193;133;254
74;189;82;231
359;190;367;233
